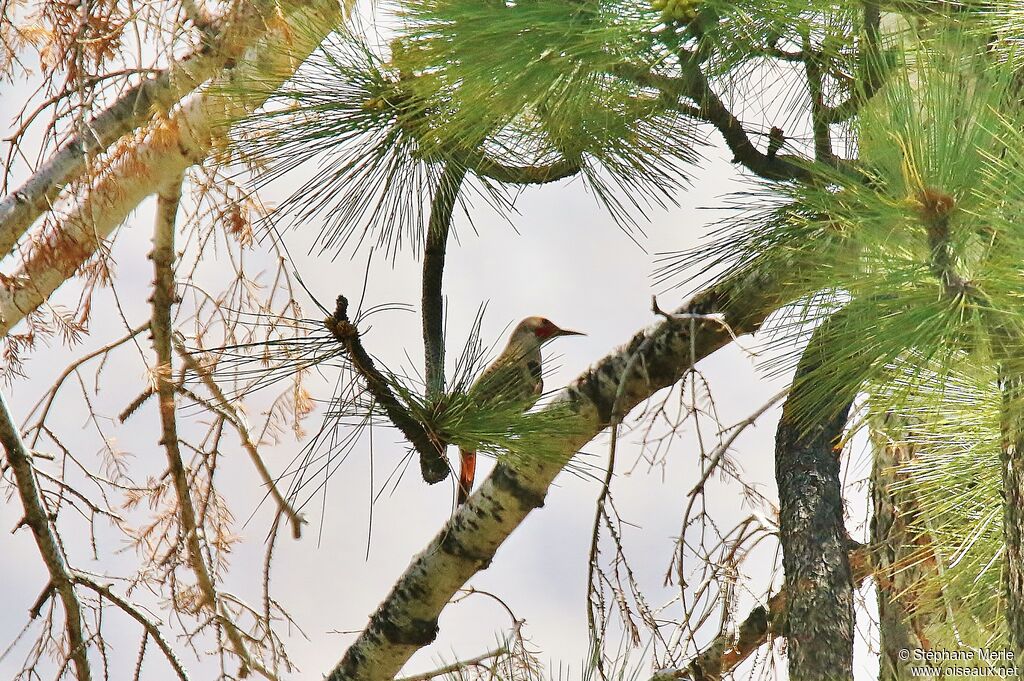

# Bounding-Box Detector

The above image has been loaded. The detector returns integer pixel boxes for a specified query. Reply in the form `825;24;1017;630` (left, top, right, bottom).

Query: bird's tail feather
457;449;477;506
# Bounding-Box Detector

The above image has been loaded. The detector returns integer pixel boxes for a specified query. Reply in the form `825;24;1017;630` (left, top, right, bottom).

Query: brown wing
471;348;541;406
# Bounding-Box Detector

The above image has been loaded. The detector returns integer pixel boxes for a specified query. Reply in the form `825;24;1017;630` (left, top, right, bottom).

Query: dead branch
22;322;149;444
687;387;789;497
0;389;92;681
0;0;349;259
173;337;305;539
150;175;275;680
72;574;190;681
652;544;872;681
393;647;511;681
0;0;346;338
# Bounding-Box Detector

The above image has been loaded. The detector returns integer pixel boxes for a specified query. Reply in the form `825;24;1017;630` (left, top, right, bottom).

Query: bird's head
513;316;585;346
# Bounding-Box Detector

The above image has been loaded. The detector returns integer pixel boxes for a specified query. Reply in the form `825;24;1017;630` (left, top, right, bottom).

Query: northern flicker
457;316;583;505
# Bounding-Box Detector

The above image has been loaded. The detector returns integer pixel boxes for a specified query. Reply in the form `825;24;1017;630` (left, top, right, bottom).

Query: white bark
0;0;351;260
0;0;346;337
327;280;776;680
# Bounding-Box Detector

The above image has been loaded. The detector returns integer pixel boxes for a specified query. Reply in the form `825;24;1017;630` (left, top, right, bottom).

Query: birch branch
326;272;779;680
0;0;346;337
0;0;342;258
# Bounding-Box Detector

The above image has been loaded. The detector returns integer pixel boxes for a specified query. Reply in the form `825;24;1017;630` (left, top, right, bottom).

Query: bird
457;316;583;505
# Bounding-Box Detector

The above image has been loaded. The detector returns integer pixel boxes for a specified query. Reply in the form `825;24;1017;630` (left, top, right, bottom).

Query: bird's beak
554;327;585;337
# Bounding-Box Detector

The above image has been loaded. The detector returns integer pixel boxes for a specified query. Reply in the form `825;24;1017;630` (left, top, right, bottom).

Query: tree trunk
870;414;940;681
774;319;856;681
1000;369;1024;664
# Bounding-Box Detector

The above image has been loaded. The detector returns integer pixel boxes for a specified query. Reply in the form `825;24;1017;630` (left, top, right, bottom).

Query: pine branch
612;62;815;183
803;40;836;164
471;156;580;185
0;389;92;681
420;162;465;483
0;0;345;337
326;271;781;681
325;295;449;478
422;163;464;397
820;1;885;124
920;188;973;299
677;53;818;182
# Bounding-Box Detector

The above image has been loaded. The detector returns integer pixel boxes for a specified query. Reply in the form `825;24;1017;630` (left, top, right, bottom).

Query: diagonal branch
612;61;814;183
326;295;448;473
0;0;346;338
0;388;92;681
0;0;345;259
72;574;190;681
326;271;782;680
173;337;305;539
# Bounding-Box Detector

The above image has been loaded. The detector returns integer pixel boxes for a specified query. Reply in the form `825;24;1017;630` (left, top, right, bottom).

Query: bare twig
0;389;92;681
173;337;305;539
22;322;149;444
0;0;340;258
150;175;275;680
394;647;511;681
586;421;618;678
652;544;872;681
72;574;190;681
149;174;212;601
470;155;580;185
687;388;790;497
0;0;346;338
